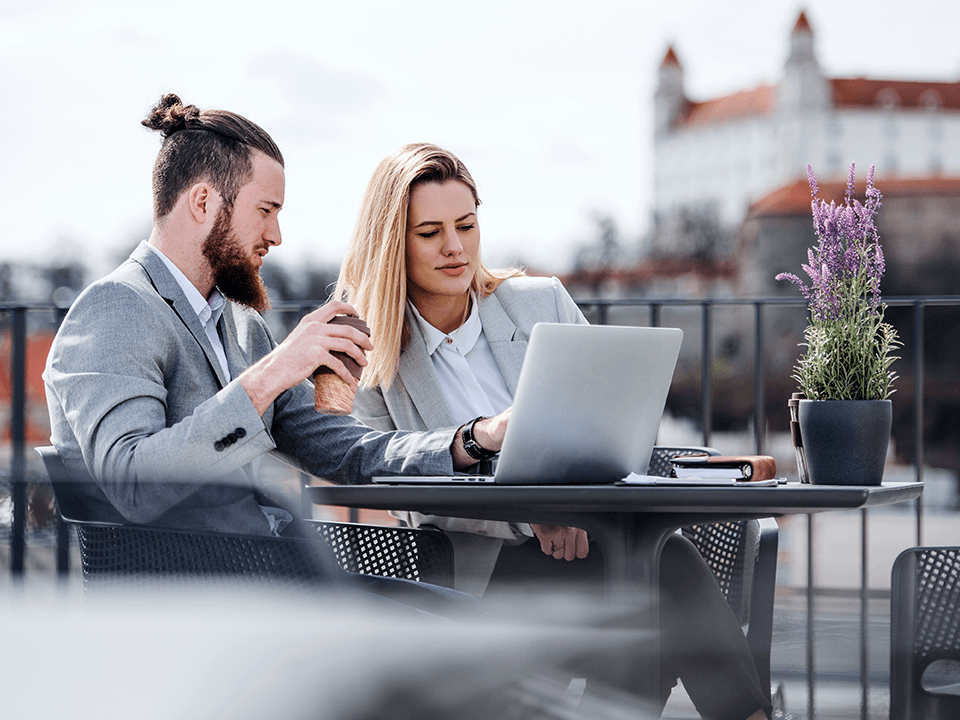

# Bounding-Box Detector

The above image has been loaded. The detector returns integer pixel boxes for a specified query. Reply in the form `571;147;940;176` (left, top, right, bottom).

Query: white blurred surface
0;583;656;719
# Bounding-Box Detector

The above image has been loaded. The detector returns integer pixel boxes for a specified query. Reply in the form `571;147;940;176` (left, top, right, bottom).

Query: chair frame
649;446;780;701
891;545;960;720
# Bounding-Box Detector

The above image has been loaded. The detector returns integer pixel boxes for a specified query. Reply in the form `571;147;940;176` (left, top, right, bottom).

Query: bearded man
42;95;505;597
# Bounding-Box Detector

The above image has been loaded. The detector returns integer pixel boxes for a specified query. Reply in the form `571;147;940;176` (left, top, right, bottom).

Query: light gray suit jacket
353;276;588;593
43;242;457;537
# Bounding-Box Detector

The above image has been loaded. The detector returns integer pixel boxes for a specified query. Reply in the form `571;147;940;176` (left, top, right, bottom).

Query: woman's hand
451;408;511;470
531;524;590;561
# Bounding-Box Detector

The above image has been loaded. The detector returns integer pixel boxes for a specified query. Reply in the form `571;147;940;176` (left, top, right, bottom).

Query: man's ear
186;182;218;224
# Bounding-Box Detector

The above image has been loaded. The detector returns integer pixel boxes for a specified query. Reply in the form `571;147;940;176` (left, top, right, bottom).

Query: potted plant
776;163;900;485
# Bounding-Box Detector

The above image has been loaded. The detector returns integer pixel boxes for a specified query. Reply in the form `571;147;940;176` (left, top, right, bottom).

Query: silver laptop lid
493;323;683;485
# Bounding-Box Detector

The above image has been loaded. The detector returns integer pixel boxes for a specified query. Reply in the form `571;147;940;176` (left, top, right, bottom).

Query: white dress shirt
408;293;513;425
147;244;230;379
409;295;533;541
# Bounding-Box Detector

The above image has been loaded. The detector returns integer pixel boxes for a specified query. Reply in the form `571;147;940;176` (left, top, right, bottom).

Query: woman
335;143;770;720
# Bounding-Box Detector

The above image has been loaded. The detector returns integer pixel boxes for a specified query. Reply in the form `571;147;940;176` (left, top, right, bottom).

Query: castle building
652;10;960;254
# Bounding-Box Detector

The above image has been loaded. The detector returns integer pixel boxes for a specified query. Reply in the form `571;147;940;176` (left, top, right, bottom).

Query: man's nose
265;218;281;246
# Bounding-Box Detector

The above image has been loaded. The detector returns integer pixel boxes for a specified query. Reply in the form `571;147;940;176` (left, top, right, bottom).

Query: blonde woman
335;144;770;720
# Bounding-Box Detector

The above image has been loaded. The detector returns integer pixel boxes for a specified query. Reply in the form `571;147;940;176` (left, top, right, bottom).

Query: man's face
202;152;284;311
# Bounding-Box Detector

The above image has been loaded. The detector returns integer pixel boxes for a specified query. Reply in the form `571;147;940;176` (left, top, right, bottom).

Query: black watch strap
462;416;498;461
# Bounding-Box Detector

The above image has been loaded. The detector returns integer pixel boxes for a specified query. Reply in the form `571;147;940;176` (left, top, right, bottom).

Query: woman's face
405;179;480;307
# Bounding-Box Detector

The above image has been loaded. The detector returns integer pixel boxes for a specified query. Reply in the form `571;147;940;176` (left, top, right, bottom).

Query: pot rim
797;398;892;403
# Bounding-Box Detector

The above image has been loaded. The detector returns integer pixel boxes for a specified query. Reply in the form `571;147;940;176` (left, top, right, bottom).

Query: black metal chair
649;446;780;704
891;546;960;720
35;446;454;593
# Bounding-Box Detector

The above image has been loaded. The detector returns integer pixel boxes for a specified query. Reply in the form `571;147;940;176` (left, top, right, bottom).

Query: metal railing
4;295;957;720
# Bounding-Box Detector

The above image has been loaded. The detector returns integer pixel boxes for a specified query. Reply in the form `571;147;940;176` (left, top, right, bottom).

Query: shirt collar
409;292;482;356
148;244;226;326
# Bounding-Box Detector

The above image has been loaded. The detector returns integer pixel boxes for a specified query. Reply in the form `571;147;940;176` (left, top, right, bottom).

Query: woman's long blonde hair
334;143;523;389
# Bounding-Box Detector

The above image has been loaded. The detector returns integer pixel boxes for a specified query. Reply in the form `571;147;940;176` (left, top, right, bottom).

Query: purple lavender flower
806;164;819;197
777;162;898;400
777;162;887;320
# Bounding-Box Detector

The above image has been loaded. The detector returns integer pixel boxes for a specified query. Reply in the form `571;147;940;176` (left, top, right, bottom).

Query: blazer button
227;433;237;444
214;441;225;451
235;427;246;438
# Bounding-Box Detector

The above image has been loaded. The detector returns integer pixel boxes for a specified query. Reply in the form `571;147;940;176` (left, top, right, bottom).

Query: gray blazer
353;276;588;593
43;241;457;537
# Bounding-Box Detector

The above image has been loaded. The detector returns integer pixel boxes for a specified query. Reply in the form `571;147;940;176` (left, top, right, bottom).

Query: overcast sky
3;0;959;278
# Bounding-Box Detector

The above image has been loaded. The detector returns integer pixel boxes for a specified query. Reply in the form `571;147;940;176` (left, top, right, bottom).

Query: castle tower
654;45;686;135
778;10;831;113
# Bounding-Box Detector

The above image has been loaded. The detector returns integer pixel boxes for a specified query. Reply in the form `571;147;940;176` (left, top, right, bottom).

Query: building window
920;89;943;110
876;88;900;110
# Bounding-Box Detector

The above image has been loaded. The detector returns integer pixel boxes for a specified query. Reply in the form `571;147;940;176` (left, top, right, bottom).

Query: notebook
372;322;683;485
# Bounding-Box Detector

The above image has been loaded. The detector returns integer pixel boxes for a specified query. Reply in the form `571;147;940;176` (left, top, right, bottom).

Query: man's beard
201;205;271;312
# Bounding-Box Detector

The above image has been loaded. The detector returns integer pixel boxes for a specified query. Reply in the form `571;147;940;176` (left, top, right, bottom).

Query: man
43;94;506;547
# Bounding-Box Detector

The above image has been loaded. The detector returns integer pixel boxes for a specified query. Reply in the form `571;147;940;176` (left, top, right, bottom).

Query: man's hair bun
142;93;202;138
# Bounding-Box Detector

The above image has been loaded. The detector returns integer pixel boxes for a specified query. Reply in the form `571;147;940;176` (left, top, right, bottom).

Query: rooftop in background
750;176;960;218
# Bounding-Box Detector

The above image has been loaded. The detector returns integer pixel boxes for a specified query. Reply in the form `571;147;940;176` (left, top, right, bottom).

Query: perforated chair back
891;546;960;720
649;446;780;699
36;446;453;592
308;520;453;588
73;523;336;593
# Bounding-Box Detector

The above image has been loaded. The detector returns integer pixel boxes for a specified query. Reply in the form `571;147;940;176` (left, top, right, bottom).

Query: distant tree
0;263;12;302
649;207;731;261
573;214;625;271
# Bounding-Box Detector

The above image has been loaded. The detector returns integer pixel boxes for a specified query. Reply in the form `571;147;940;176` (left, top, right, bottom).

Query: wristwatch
461;416;498;461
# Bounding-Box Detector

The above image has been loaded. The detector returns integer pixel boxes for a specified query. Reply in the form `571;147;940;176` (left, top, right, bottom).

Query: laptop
372;323;683;485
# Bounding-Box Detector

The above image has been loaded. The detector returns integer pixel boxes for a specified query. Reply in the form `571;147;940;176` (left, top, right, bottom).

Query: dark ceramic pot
798;399;892;486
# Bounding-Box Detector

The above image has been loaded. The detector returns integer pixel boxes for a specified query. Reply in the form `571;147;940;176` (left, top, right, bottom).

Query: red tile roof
679;84;776;126
749;176;960;218
793;10;812;33
672;76;960;129
831;77;960;110
661;45;680;68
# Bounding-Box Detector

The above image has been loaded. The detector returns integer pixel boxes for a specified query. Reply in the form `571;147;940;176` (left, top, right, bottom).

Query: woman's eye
418;230;439;239
457;224;475;232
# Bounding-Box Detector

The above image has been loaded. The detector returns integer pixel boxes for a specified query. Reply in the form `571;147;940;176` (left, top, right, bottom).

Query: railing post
596;302;608;327
913;301;924;546
11;307;27;578
701;303;712;447
860;508;869;720
754;302;765;454
807;512;817;720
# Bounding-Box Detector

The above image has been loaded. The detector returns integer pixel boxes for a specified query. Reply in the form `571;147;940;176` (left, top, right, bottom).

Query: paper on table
618;473;780;487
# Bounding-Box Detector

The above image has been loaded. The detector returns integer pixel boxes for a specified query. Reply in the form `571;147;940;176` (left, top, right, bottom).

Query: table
306;481;923;700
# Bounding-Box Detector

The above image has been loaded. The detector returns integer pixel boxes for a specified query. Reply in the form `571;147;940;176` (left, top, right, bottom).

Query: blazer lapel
394;306;455;428
218;304;249;382
478;292;527;395
132;242;230;389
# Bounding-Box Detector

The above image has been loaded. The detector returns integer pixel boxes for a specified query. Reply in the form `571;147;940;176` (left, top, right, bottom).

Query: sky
3;0;960;278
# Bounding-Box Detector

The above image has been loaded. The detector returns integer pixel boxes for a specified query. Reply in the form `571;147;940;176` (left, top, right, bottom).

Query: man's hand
239;301;372;415
531;524;590;561
452;408;511;470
